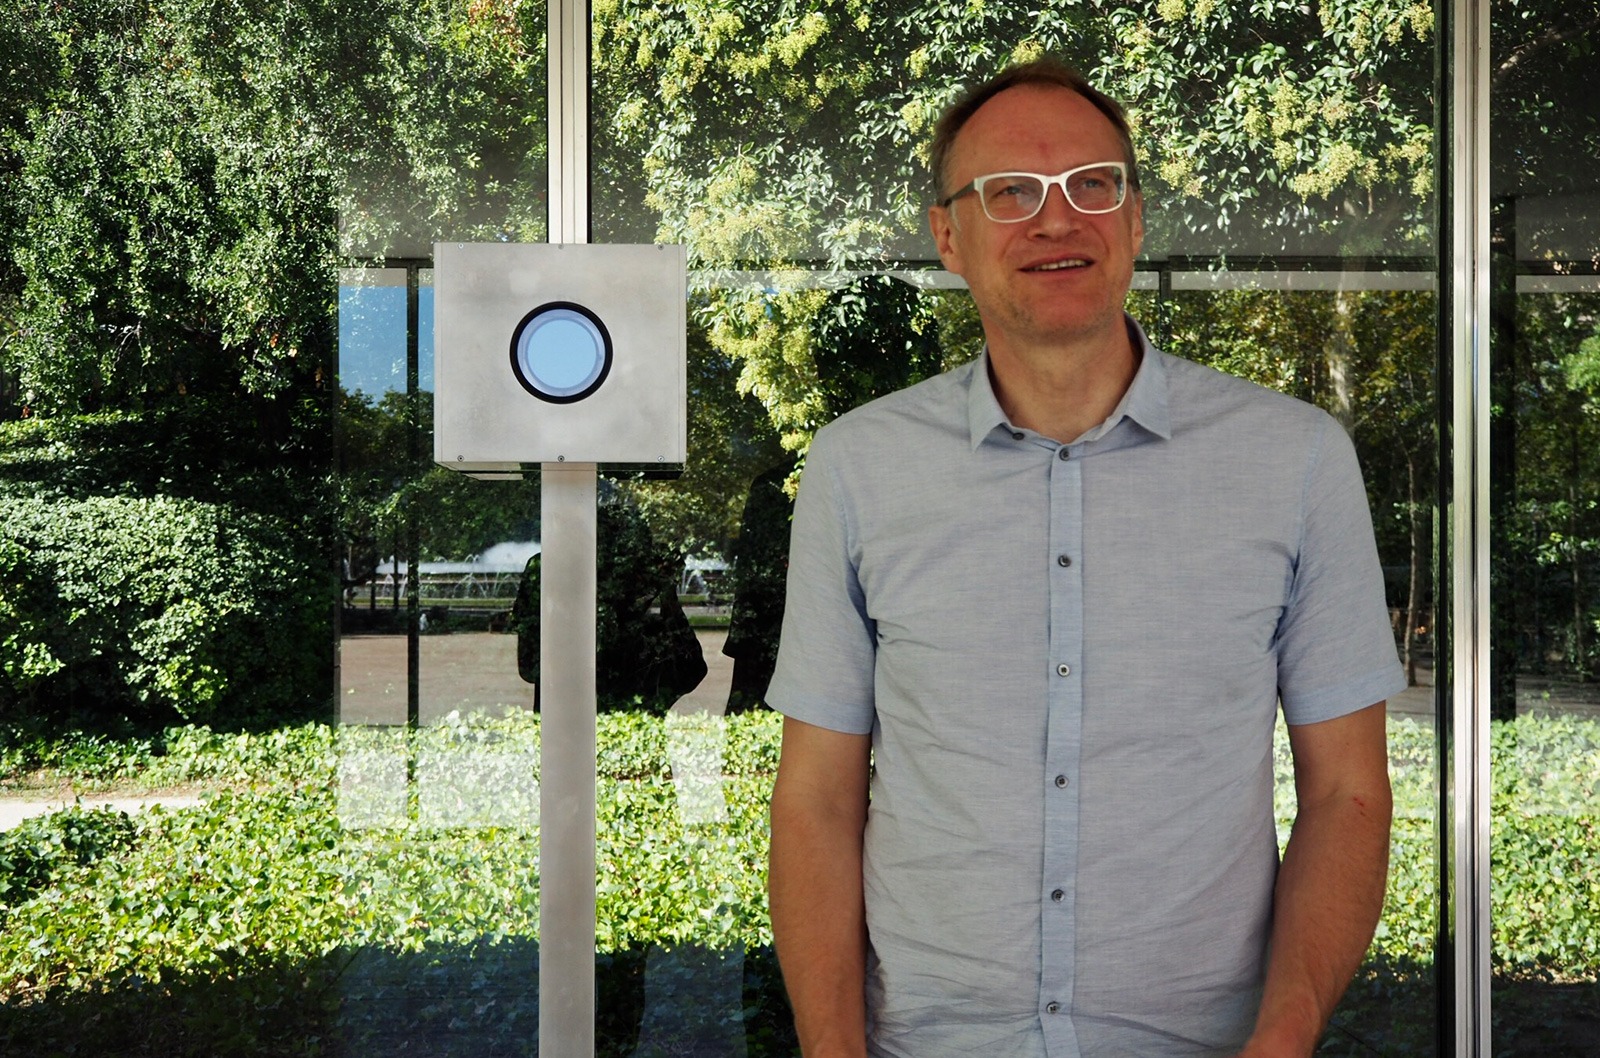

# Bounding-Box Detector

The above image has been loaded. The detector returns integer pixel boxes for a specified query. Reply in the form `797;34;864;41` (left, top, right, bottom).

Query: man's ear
929;204;965;276
1129;191;1145;256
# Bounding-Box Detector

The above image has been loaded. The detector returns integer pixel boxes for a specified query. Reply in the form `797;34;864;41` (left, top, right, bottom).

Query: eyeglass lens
980;166;1124;221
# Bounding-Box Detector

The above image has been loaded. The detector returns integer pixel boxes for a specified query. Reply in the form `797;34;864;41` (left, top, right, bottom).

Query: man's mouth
1025;258;1091;272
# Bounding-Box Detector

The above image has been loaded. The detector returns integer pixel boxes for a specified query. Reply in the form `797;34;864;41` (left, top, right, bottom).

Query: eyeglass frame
938;161;1131;222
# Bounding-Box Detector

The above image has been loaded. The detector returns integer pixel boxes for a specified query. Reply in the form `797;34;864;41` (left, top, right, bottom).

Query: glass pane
335;0;549;1047
339;265;412;722
1153;280;1441;1055
1489;0;1600;1041
591;2;1441;1055
0;2;543;1055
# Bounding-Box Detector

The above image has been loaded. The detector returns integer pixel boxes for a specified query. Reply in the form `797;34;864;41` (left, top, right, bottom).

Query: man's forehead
954;85;1121;157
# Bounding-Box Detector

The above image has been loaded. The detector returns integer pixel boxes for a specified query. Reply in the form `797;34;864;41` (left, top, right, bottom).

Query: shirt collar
966;314;1173;451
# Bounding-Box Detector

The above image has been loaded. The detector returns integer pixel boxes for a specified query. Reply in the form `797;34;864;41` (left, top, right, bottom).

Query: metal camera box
433;242;687;474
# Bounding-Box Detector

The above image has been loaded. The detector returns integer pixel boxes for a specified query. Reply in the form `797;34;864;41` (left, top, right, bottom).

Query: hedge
0;494;331;726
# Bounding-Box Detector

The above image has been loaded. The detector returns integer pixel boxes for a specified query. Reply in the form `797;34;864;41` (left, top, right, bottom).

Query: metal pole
548;0;589;247
1448;0;1492;1052
538;462;598;1058
542;0;595;1052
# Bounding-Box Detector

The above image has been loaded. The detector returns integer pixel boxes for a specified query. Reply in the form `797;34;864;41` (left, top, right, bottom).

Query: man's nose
1029;182;1082;230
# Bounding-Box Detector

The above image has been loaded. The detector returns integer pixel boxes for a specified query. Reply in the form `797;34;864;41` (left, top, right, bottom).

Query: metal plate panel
433;242;687;471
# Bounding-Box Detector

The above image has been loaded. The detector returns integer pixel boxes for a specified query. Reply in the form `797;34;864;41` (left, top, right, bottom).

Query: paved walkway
0;630;741;832
336;627;738;724
0;792;206;832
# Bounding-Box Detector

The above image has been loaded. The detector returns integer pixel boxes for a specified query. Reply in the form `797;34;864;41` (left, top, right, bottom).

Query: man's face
929;85;1144;356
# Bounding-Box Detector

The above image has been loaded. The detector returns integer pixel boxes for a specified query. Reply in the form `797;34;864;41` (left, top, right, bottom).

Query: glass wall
590;1;1442;1054
1487;0;1600;1048
1;0;550;1053
331;1;550;1051
9;0;1596;1054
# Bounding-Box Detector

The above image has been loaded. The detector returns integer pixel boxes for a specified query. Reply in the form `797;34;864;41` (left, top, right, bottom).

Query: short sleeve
764;430;878;735
1275;418;1408;725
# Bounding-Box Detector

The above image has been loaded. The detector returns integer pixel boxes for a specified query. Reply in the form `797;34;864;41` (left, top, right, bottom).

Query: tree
1487;0;1600;714
617;320;787;559
0;0;552;721
2;0;547;414
592;0;1437;460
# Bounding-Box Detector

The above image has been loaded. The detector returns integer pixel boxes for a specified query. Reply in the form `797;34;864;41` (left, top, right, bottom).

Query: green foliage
1;0;547;415
0;806;138;911
336;390;542;582
590;0;1443;459
0;402;337;729
0;711;1596;1055
0;710;789;1055
1492;812;1600;976
0;401;329;511
0;494;331;726
1493;294;1600;684
619;322;787;558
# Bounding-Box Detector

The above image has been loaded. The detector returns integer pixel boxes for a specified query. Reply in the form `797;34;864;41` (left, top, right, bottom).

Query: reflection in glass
591;0;1444;1049
339;270;410;401
1488;0;1600;1048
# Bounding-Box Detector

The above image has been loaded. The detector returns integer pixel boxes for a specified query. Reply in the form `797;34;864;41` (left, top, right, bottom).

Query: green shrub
0;494;333;727
0;405;324;514
0;806;139;911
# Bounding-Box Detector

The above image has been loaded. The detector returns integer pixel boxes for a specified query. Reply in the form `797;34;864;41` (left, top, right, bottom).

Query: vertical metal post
1156;260;1173;349
1448;0;1492;1052
538;463;598;1058
542;0;595;1055
548;0;589;247
406;263;422;733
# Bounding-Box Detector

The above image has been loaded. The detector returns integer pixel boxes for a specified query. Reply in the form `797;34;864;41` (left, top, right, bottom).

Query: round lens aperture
510;303;613;403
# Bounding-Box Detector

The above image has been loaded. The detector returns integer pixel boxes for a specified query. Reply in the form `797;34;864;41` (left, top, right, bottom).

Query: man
765;58;1404;1058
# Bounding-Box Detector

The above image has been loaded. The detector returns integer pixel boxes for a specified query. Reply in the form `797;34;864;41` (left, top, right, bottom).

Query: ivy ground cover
0;711;1596;1056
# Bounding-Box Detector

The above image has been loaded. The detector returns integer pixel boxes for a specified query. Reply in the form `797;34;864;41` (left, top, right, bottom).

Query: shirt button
1056;663;1071;677
1011;430;1025;440
1046;1001;1061;1014
1057;447;1070;460
1054;774;1068;788
1051;888;1064;902
1057;554;1072;568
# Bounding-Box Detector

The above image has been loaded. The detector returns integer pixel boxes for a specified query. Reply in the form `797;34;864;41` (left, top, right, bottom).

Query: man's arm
1237;700;1393;1058
769;715;873;1058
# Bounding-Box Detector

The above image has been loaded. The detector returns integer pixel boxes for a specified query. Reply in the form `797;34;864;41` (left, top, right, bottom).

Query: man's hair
929;57;1141;202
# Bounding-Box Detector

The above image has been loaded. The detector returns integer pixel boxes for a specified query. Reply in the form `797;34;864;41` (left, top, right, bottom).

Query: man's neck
986;322;1142;444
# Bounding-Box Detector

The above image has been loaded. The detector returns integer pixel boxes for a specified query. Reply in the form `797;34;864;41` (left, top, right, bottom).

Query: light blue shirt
767;319;1406;1058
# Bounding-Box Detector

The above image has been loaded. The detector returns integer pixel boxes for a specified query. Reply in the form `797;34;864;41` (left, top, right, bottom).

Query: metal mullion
548;0;589;245
1448;0;1492;1053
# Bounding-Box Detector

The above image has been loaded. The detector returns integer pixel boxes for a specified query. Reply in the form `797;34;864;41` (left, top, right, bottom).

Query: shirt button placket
1042;432;1082;1055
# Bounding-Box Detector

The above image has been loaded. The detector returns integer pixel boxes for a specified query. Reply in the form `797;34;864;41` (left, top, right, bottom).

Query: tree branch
1494;16;1600;88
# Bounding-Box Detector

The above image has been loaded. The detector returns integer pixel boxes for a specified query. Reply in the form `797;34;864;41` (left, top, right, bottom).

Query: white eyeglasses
940;162;1129;222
